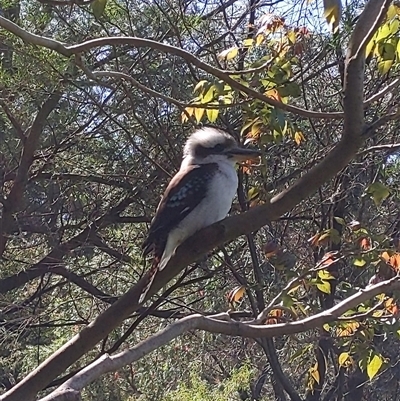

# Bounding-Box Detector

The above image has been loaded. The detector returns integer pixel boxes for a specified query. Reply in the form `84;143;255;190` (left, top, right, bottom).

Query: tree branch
38;276;400;401
0;92;61;256
0;196;137;294
0;1;389;400
0;16;342;120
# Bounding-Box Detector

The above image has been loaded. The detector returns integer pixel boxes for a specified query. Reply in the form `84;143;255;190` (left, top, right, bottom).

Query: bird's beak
225;147;261;162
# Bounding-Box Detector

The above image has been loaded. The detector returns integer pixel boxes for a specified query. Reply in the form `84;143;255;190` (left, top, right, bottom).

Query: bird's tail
139;250;175;303
139;256;160;304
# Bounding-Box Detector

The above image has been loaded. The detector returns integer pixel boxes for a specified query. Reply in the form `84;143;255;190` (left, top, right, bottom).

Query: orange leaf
308;233;320;247
294;130;305;146
265;88;282;102
337;321;360;337
387;303;399;315
384;298;398;314
319;252;337;268
269;309;283;317
227;286;246;303
265;309;284;324
389;254;400;271
381;251;391;262
359;237;371;250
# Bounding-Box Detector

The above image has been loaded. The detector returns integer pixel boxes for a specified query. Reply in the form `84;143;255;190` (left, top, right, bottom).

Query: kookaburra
140;127;260;302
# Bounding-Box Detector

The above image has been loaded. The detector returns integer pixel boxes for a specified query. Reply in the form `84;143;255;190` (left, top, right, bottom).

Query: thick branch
0;92;61;256
39;277;400;401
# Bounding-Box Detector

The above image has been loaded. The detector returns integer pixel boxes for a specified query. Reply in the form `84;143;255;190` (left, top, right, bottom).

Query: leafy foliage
1;0;400;400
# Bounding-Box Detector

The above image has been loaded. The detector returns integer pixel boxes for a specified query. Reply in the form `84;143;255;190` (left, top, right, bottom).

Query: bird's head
182;127;261;166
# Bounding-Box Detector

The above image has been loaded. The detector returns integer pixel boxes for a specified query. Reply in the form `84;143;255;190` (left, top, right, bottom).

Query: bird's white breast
159;160;238;269
176;161;238;236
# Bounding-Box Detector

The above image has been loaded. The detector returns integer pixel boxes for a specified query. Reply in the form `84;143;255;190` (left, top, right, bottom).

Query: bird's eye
213;144;225;153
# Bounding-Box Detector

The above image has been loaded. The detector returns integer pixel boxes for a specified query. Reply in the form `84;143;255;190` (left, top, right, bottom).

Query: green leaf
214;80;225;94
366;182;390;206
377;42;395;74
206;108;219;123
277;82;301;98
367;353;383;380
92;0;107;19
281;294;295;307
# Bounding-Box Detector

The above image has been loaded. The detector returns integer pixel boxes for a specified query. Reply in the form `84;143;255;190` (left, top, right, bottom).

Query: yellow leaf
202;86;215;103
367;353;383;380
318;270;335;280
206;108;219;123
323;0;342;33
387;4;398;20
194;107;205;123
396;39;400;61
218;47;239;61
338;352;350;367
310;363;320;384
317;281;331;294
265;88;282;101
372;310;384;318
381;251;391;262
337;321;360;337
181;107;194;123
353;258;366;267
243;38;254;47
194;80;208;93
247;187;259;201
256;34;264;46
250;122;262;138
287;30;296;44
378;59;393;75
294;130;305;145
366;38;375;58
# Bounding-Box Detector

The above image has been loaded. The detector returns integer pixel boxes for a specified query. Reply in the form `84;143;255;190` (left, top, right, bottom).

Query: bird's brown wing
139;163;218;304
142;163;218;258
